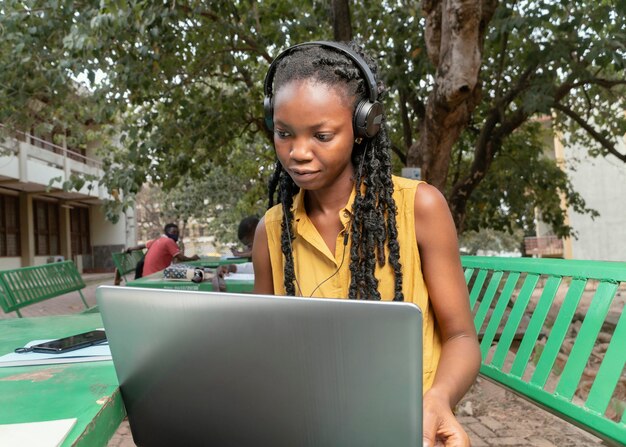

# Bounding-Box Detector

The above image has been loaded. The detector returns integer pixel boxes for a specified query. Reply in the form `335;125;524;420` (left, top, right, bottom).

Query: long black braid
267;42;403;301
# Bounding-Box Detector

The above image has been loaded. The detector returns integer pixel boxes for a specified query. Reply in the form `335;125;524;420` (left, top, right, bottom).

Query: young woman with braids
252;41;480;447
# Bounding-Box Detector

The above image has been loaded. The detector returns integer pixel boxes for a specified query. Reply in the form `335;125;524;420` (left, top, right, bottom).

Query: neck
304;180;354;217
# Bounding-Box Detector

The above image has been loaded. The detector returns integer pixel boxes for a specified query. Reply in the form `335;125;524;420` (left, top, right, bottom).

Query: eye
274;129;291;139
315;133;333;142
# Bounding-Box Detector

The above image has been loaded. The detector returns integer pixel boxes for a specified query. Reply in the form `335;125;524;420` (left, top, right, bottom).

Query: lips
290;168;319;178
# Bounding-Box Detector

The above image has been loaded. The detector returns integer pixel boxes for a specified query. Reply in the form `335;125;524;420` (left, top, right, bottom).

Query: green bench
462;255;626;445
0;261;90;318
111;250;145;283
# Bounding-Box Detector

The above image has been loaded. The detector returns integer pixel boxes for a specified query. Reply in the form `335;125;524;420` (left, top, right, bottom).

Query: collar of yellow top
291;184;356;233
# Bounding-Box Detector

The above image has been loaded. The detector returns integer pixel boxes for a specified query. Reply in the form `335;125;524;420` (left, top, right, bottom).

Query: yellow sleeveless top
264;175;442;390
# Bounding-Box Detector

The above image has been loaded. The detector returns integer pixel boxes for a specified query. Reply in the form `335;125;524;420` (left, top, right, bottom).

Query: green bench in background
0;261;90;318
461;255;626;445
111;250;145;283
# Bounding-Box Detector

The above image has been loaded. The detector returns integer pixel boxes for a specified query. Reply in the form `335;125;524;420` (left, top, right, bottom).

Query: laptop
96;286;423;447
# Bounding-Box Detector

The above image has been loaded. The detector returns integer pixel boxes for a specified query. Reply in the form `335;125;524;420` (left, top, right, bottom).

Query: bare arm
231;247;253;258
173;253;200;262
414;183;481;446
125;244;146;253
252;217;274;294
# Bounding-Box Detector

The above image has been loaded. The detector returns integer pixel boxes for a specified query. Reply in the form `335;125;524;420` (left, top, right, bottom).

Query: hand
191;254;200;261
422;390;470;447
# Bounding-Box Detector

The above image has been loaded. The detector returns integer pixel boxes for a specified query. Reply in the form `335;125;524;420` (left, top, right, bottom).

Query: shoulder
412;182;457;247
413;182;450;220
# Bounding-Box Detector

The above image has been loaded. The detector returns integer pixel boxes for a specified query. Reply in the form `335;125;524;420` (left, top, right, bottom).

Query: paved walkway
1;273;607;446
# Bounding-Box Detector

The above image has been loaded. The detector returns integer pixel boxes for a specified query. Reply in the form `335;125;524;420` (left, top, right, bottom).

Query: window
0;195;20;257
71;207;91;255
33;200;60;256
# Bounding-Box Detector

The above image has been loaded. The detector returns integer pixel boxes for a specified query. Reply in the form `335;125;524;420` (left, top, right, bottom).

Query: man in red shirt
136;223;200;277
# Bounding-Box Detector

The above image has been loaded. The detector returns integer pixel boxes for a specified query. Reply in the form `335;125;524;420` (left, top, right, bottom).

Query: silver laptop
97;286;423;447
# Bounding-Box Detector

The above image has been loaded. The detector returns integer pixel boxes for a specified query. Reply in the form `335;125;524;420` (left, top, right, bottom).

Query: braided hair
267;42;403;301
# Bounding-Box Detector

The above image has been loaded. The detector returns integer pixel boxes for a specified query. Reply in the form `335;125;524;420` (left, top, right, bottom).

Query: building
0;128;135;272
529;121;626;261
557;133;626;261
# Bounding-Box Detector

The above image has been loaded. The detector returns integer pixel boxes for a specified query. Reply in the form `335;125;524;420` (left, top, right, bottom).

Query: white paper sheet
0;418;77;447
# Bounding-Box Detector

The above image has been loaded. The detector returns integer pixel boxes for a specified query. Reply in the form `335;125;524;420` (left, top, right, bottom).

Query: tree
1;0;624;242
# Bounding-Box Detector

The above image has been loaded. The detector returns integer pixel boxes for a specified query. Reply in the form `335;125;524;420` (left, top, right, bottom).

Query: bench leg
78;290;89;309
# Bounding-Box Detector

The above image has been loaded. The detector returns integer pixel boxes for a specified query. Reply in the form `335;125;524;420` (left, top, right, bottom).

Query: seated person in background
228;216;259;274
231;216;260;259
139;223;200;277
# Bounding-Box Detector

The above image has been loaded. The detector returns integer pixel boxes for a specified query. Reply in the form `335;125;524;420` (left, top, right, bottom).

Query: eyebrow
273;119;334;130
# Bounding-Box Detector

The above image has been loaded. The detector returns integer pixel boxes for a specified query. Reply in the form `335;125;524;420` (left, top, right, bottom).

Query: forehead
273;80;353;116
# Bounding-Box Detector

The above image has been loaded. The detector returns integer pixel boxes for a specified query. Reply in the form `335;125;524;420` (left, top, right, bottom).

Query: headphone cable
307;230;349;298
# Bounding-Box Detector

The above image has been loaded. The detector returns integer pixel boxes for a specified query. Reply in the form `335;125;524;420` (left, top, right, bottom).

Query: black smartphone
28;330;107;354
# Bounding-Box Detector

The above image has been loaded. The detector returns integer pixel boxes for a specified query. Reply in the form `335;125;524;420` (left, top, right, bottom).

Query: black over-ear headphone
263;41;383;139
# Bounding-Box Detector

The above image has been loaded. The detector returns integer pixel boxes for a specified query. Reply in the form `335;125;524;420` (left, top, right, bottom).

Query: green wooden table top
0;314;125;447
126;265;254;293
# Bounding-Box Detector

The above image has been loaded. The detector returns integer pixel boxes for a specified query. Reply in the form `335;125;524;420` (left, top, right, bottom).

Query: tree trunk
410;0;497;195
331;0;353;42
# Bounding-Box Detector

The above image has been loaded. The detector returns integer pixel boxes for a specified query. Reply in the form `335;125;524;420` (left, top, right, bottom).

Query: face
166;227;179;241
240;234;254;249
272;79;355;191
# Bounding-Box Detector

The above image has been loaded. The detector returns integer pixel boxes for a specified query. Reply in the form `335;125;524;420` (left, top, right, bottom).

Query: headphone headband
263;41;378;103
263;40;383;139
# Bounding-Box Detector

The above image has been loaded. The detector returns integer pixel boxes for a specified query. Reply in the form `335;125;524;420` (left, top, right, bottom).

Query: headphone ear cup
353;100;383;138
264;96;274;132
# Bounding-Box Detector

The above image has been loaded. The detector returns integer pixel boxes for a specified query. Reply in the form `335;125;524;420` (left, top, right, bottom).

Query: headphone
263;41;383;139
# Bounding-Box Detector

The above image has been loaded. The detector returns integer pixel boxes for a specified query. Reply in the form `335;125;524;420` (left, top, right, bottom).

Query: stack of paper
0;340;111;368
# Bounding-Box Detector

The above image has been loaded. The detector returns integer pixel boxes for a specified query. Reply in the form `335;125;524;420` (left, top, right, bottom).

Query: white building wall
564;138;626;261
90;207;129;246
0;258;22;270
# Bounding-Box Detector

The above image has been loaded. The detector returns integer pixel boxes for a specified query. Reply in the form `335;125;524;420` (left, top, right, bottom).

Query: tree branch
390;143;407;165
553;103;626;162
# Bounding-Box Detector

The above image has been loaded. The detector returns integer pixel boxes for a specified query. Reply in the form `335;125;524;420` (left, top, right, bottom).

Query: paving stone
528;436;558;447
457;416;479;424
467;422;496;438
486;436;531;445
465;430;488;446
477;415;505;431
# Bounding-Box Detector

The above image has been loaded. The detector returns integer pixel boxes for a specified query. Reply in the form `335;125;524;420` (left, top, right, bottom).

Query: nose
290;137;313;162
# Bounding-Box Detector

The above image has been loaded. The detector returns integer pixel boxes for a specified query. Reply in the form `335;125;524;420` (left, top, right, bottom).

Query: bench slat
473;270;503;332
468;269;487;310
557;281;618;400
491;273;539;369
480;272;520;358
510;275;561;377
531;278;586;388
586;303;626;415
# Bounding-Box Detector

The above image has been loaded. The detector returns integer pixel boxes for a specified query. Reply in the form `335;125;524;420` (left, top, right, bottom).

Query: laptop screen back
97;286;423;447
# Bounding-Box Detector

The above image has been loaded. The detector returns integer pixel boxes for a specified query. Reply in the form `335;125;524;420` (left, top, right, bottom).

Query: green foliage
1;0;624;241
456;121;598;237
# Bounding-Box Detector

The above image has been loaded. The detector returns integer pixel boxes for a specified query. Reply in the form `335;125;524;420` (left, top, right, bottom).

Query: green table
0;314;124;446
126;268;254;293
